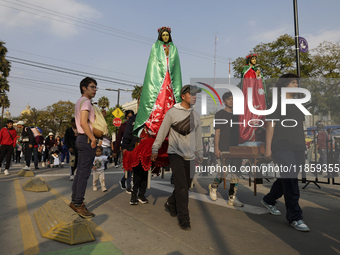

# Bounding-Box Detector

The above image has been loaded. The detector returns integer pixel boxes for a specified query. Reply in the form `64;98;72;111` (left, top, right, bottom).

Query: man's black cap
180;85;202;95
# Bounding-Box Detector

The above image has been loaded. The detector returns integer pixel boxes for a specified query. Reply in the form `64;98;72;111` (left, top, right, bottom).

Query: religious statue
239;54;267;144
133;26;182;137
123;26;182;172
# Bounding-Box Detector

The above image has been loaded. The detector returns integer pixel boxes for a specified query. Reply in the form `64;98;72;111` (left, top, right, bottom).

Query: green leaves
98;96;110;109
232;35;340;124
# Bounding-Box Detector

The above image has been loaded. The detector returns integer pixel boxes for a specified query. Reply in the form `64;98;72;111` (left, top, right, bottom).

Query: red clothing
239;66;266;144
317;131;327;149
0;128;17;147
123;137;169;171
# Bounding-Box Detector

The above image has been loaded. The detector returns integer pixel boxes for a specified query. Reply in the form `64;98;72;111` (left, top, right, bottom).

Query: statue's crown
158;27;171;34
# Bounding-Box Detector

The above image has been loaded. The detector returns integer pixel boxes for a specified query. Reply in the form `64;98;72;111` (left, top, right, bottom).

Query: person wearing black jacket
121;114;148;205
115;110;134;192
64;118;78;181
17;121;35;170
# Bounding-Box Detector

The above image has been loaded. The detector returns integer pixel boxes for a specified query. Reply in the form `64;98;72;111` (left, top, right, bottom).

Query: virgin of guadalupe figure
133;26;182;137
238;54;267;144
123;26;182;171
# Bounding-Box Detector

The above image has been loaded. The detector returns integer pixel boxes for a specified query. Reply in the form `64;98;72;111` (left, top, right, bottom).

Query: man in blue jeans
261;73;310;232
69;77;97;218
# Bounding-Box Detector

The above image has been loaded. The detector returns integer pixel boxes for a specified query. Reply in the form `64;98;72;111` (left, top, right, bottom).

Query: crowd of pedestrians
4;73;340;234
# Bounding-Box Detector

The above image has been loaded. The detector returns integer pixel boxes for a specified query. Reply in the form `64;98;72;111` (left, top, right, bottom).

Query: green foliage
232;34;313;79
21;100;75;137
312;41;340;78
232;34;340;123
98;96;110;109
131;85;143;103
0;41;11;78
105;104;126;135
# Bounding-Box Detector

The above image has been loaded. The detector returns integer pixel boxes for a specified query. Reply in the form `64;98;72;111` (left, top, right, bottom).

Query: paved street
1;162;340;255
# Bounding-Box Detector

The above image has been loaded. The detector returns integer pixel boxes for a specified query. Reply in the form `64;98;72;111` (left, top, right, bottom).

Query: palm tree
0;41;11;78
131;85;143;105
98;96;110;110
0;41;11;94
0;92;10;126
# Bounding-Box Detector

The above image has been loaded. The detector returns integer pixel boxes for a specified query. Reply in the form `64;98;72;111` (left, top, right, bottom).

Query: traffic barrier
23;177;49;192
18;169;35;177
34;198;95;245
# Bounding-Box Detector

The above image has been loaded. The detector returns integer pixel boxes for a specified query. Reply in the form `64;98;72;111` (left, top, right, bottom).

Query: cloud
248;20;256;27
249;26;289;43
0;0;100;37
303;29;340;50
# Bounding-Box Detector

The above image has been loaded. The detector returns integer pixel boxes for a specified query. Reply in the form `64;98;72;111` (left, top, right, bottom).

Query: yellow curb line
14;178;40;255
45;181;114;242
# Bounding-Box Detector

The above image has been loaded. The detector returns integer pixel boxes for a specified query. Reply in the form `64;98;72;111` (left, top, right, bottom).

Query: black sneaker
130;194;138;205
164;202;177;217
178;218;191;231
138;194;149;204
119;181;126;190
126;187;132;194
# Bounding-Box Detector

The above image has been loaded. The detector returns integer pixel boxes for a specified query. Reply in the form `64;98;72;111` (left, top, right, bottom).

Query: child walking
93;146;111;192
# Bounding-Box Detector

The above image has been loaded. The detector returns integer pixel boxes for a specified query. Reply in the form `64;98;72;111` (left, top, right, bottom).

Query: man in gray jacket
151;84;203;231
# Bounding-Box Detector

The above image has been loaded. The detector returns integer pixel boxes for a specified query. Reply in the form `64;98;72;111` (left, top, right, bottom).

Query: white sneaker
93;186;97;191
23;166;30;170
42;162;45;167
70;175;74;181
4;170;9;176
228;195;244;207
102;187;108;192
209;184;217;201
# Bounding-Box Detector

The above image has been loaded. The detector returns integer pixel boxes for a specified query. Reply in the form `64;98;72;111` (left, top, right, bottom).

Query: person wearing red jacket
0;120;17;176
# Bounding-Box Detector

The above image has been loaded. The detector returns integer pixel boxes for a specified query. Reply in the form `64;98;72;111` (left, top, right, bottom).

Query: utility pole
105;88;133;107
214;32;218;87
293;0;301;81
228;58;232;85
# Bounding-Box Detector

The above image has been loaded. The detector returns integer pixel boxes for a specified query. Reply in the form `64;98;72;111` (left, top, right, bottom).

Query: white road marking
151;180;269;215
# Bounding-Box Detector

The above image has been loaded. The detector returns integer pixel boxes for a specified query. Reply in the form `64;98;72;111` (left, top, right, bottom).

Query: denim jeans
102;147;111;168
71;135;96;204
318;148;327;165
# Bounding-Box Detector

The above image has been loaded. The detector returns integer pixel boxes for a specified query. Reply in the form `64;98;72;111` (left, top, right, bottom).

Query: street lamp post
293;0;301;80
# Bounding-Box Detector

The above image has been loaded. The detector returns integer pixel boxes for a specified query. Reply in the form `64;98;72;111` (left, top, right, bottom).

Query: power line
0;1;231;63
8;48;144;79
7;56;140;87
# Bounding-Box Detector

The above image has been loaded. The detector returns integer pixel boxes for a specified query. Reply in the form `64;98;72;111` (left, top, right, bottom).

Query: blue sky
1;0;340;117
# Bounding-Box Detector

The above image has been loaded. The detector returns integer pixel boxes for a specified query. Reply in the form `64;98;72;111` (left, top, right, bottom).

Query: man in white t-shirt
69;77;97;218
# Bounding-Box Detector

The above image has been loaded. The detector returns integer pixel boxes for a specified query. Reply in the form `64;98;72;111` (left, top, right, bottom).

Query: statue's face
250;56;257;65
162;31;169;43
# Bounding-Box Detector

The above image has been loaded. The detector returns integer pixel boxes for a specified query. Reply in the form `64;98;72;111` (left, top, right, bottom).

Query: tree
0;41;11;127
232;34;313;79
98;96;110;110
312;41;340;78
131;85;143;104
0;92;10;123
105;104;125;136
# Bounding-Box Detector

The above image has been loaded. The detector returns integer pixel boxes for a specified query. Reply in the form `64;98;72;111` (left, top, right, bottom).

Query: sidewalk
1;162;340;255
